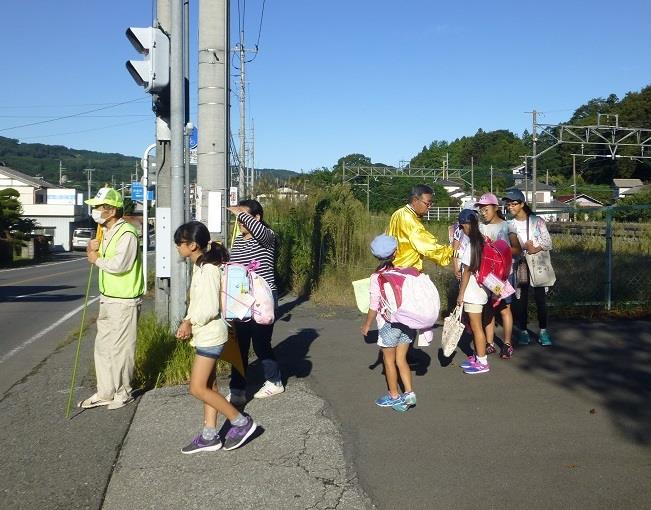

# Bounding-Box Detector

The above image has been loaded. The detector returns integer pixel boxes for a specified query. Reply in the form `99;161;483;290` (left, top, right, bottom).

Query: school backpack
475;238;512;288
221;262;275;324
377;267;440;330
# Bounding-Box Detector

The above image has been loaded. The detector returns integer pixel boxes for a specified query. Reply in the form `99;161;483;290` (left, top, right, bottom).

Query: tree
0;188;22;237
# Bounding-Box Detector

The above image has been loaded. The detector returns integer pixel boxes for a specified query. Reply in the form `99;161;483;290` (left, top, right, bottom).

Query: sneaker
226;389;247;407
486;343;497;355
107;395;135;410
463;360;490;375
460;355;477;369
253;381;285;399
518;330;531;345
500;344;514;360
77;393;113;409
181;433;222;454
538;330;553;346
375;394;404;407
223;416;257;451
402;391;417;406
392;403;410;412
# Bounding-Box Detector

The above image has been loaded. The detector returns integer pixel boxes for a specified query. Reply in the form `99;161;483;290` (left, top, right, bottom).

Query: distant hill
0;135;300;190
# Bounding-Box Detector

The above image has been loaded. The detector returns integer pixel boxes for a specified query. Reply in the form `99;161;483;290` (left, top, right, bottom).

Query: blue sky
1;1;649;172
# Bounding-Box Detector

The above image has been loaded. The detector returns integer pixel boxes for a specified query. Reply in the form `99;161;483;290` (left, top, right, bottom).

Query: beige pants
94;300;140;402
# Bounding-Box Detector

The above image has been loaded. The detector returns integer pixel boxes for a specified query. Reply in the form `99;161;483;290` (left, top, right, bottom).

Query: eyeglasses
417;198;433;208
506;201;522;207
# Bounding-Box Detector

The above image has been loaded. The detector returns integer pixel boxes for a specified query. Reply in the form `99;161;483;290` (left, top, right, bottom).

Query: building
555;194;604;221
0;164;87;251
612;178;644;198
505;182;556;206
256;186;307;203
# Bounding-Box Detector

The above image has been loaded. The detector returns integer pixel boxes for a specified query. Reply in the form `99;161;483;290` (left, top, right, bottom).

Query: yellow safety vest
99;221;144;299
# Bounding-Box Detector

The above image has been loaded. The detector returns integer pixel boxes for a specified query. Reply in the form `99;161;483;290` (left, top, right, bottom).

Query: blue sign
131;182;144;201
147;190;154;201
189;126;198;150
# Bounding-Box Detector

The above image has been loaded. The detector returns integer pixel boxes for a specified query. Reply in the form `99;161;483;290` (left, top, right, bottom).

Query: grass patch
134;313;232;390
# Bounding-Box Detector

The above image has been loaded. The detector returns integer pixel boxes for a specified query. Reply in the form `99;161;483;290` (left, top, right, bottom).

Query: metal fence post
605;206;613;310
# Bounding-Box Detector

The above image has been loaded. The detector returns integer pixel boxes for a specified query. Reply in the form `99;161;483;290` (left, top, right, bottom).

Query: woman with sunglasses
502;190;553;346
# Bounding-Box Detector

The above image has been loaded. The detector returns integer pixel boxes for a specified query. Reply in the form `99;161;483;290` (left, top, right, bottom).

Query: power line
0;114;150;119
0;98;149;133
19;119;150;140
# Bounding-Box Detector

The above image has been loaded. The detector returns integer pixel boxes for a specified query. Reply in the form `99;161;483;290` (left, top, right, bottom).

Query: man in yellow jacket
78;187;144;411
387;184;453;271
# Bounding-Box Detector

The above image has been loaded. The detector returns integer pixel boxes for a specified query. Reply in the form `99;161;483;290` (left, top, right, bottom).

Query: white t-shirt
511;218;531;248
458;233;488;305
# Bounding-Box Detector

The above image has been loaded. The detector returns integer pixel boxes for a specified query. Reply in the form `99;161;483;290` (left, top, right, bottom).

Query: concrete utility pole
470;156;474;200
83;168;95;215
250;119;255;193
197;0;229;243
155;0;172;323
59;160;65;185
235;33;257;199
183;0;191;223
169;0;187;326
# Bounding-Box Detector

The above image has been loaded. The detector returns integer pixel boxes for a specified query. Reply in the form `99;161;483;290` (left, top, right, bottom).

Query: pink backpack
220;261;275;325
476;238;512;284
377;267;440;330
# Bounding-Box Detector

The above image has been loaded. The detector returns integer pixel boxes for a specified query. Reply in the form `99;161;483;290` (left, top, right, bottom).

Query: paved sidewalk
102;381;372;510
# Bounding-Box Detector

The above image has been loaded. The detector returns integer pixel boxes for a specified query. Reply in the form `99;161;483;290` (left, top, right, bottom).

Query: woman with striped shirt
227;199;284;405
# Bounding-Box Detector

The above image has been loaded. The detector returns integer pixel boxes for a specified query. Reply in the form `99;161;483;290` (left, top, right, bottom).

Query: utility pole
234;32;257;199
470;156;474;200
169;0;187;326
529;109;538;211
58;160;65;185
572;154;577;222
250;119;255;193
183;0;191;223
155;0;172;323
84;168;95;215
197;0;229;243
490;165;493;194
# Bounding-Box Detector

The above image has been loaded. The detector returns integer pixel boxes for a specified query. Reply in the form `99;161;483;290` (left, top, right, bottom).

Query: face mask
92;209;106;224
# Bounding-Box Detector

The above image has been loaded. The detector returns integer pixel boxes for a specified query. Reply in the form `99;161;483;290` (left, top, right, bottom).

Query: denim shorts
378;322;415;348
195;344;225;359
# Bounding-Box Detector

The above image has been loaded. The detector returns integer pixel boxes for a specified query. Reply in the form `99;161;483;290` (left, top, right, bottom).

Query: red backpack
476;238;512;287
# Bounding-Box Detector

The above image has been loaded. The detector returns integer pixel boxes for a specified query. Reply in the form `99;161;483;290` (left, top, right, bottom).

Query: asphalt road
271;299;651;510
0;253;99;395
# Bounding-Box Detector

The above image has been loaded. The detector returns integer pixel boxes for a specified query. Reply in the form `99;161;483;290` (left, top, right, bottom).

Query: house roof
555;194;603;206
0;164;59;189
507;182;556;192
613;178;643;188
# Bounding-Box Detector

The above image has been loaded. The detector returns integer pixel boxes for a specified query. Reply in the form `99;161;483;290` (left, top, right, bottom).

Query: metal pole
238;33;246;198
170;0;187;327
490;165;493;194
605;206;613;310
366;175;370;212
141;143;156;292
572;154;577;222
251;119;255;193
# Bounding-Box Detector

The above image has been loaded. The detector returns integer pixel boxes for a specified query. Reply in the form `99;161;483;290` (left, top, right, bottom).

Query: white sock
477;355;488;365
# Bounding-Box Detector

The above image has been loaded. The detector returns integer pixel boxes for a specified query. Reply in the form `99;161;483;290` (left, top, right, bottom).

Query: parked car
71;228;95;250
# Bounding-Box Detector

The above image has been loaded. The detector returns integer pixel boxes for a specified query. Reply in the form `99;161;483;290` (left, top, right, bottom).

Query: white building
612;178;644;198
0;164;87;251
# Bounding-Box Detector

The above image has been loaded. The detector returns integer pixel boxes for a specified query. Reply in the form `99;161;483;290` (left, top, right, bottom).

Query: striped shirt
230;212;277;291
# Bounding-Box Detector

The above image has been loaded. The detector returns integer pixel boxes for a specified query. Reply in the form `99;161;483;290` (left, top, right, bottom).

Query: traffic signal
125;27;169;93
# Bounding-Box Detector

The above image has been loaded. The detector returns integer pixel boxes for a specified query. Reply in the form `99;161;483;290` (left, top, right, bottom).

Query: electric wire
19;119;150;141
0;98;149;133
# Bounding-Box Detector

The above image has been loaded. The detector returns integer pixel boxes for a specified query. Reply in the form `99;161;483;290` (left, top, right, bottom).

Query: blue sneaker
518;330;531;345
463;360;490;375
538;329;553;346
375;394;404;407
460;355;476;369
392;403;410;412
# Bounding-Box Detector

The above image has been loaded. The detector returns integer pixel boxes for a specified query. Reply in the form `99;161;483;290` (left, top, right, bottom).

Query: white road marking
0;296;100;364
0;257;86;273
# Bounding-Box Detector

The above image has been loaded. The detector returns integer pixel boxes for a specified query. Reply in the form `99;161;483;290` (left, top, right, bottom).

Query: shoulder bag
441;305;465;357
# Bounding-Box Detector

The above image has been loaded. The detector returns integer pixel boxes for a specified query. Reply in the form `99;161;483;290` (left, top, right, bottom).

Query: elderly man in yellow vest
387;184;453;270
78;187;144;410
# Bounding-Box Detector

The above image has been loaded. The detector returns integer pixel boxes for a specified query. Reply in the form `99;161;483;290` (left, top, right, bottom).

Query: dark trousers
516;284;548;330
229;320;281;391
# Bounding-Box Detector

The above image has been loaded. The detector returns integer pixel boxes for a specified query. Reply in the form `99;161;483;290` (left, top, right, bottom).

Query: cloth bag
441;305;465;357
525;250;556;287
515;258;529;287
352;278;371;314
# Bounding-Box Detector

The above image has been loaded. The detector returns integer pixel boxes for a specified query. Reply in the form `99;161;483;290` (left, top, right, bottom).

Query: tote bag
441;305;465;357
524;250;556;287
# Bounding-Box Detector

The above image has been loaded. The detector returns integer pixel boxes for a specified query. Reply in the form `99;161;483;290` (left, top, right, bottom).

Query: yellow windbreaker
387;205;453;271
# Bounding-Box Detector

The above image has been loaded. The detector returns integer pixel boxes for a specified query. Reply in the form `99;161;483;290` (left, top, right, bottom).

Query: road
0;253;99;395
